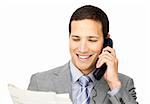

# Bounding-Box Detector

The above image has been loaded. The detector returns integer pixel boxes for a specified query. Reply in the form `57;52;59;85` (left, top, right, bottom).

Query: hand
96;46;121;90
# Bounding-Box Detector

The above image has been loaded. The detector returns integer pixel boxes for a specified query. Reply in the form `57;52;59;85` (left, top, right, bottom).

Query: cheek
69;41;78;52
89;43;103;53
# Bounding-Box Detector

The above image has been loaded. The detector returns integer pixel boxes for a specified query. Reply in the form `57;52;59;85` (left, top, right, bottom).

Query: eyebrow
88;36;99;39
71;35;99;38
71;35;79;38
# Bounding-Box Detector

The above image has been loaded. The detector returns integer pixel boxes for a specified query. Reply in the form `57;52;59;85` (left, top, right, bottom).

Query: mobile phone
93;38;113;80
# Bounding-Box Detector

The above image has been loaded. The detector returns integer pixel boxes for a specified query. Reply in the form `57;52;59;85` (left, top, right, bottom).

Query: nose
78;40;88;53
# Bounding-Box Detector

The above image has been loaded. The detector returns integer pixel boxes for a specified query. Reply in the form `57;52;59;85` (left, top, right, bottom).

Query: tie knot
78;76;91;87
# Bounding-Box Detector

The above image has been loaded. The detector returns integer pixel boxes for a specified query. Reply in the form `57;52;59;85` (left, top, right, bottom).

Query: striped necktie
76;76;91;104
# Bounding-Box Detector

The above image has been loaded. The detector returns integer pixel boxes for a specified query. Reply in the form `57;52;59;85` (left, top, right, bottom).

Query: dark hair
69;5;109;37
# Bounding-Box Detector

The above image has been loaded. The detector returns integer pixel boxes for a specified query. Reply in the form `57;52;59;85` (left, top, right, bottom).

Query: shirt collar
69;60;96;84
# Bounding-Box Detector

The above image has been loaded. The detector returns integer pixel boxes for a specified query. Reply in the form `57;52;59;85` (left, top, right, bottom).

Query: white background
0;0;149;104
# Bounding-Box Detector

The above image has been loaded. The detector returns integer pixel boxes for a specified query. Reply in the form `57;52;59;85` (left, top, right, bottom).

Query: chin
71;52;98;70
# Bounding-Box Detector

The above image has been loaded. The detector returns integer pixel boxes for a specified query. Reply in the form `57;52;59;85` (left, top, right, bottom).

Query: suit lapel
90;77;109;104
51;62;110;103
52;62;73;100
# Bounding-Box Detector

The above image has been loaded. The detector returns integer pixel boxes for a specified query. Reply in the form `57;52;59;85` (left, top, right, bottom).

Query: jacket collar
52;61;110;103
90;77;110;104
52;62;72;100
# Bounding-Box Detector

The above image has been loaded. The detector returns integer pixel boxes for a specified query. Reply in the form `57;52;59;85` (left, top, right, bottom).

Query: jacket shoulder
28;62;69;91
33;62;69;80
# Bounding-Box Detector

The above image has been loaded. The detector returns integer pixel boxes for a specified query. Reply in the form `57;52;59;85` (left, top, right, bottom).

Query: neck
80;66;95;75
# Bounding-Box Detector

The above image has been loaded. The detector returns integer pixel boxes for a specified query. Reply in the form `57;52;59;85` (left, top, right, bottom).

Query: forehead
70;19;103;37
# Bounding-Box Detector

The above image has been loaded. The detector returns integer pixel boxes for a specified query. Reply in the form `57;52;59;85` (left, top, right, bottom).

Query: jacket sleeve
108;78;138;104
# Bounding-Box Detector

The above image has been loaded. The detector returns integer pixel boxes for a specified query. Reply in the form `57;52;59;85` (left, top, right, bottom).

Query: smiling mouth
76;54;92;61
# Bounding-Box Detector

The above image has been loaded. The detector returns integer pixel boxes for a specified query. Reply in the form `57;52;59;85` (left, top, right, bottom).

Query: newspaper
8;84;72;104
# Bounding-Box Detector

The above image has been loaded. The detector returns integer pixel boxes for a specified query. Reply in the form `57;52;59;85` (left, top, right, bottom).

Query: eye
88;39;98;42
72;37;80;41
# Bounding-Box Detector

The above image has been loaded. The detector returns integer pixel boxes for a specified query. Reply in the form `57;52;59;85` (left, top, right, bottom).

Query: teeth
78;55;90;59
77;54;92;61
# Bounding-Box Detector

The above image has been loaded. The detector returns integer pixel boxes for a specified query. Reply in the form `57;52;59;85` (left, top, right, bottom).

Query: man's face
69;19;104;74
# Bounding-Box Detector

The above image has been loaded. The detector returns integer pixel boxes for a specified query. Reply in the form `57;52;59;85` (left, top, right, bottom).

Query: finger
97;55;112;68
96;58;105;68
99;51;114;61
102;50;118;65
103;46;116;57
102;50;114;59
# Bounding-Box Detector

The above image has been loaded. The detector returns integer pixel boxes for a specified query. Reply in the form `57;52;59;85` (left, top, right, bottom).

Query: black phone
93;38;113;80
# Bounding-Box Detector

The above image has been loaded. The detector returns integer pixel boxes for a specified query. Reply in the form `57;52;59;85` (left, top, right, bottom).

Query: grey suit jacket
28;62;138;104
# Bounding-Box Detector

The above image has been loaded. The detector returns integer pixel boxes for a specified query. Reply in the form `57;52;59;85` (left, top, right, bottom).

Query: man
28;5;138;104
